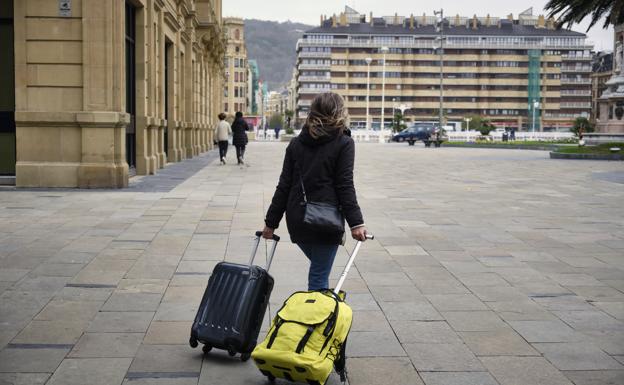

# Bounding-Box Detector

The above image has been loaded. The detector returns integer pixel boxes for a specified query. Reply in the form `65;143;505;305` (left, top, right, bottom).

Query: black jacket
265;127;364;245
231;117;249;146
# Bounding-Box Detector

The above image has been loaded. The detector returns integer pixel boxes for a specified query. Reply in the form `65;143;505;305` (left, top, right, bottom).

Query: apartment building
2;0;225;188
223;17;248;116
295;7;593;131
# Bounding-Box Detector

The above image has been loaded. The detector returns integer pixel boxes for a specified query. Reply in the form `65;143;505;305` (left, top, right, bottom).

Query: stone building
591;52;613;123
596;24;624;136
223;17;248;117
1;0;225;188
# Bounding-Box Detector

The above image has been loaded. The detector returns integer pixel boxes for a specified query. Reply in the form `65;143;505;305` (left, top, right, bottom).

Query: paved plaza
1;142;624;385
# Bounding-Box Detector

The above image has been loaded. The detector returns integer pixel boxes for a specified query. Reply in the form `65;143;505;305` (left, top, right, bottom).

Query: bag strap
295;162;308;204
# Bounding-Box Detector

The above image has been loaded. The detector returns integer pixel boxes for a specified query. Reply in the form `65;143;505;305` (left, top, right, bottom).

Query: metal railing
560;90;591;96
561;66;592;72
298;63;331;70
298;75;331;82
560;78;591;84
298;87;329;94
560;102;591;108
298;51;332;58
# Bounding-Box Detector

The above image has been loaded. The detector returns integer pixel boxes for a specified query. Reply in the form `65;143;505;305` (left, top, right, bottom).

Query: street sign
59;0;71;17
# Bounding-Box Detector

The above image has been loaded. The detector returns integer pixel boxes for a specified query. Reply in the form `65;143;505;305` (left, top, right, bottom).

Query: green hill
244;19;313;90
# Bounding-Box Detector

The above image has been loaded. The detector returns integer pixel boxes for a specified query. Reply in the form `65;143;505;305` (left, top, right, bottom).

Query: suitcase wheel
202;344;212;354
240;352;251;362
189;337;198;348
227;347;237;357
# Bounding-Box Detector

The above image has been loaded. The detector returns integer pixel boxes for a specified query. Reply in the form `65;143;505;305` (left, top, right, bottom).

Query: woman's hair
218;113;226;120
305;92;347;139
235;111;243;118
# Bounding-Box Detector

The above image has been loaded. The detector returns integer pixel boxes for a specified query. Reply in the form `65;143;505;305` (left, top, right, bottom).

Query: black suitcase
189;231;280;361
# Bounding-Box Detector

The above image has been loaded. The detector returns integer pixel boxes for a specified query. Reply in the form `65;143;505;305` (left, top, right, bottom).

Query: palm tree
544;0;624;30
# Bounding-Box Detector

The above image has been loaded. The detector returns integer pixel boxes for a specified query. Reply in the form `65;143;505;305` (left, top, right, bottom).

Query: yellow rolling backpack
252;235;373;385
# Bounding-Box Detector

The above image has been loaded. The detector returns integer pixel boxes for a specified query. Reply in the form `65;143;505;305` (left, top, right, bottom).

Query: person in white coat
216;113;232;164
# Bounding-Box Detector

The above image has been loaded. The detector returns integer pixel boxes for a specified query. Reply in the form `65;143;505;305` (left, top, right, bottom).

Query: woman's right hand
262;226;275;240
351;226;368;241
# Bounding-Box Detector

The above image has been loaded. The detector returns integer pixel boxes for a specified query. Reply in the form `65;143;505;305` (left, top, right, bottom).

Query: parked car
392;124;436;145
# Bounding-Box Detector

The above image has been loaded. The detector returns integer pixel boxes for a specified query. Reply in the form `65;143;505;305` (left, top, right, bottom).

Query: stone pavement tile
351;310;392;332
592;302;624;320
443;311;508;332
615;356;624;365
347;357;425;385
354;259;403;273
508;320;586;343
554;310;624;331
125;264;177;280
176;260;217;275
0;373;50;385
548;274;607;287
402;266;455;281
197;350;272;385
162;286;204;303
48;251;97;264
0;290;54;331
144;321;192;345
12;320;87;344
153;302;197;322
413;279;471;295
390;320;462;344
487;300;556;321
29;263;84;277
55;287;114;302
563;370;624;385
87;311;154;333
359;272;413;286
123;378;198;385
428;250;474;262
68;332;143;358
420;372;499;385
426;294;489;311
0;268;29;282
534;343;624;370
470;286;528;302
0;346;70;372
129;345;202;373
70;269;126;286
385;245;429;256
516;282;573;298
510;251;558;262
532;296;595;311
368;285;424;302
580;330;624;355
46;358;132;385
12;276;69;293
379;301;443;321
481;356;573;385
0;329;18;349
404;343;484;371
456;273;511;288
35;299;103;322
348;331;406;357
347;293;383;311
102;293;163;312
459;329;538;356
117;279;170;294
568;286;624;302
392;254;442;268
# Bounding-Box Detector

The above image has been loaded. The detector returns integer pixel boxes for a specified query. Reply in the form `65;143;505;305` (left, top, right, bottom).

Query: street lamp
365;57;372;130
433;9;445;132
463;117;472;132
379;46;389;143
531;99;540;136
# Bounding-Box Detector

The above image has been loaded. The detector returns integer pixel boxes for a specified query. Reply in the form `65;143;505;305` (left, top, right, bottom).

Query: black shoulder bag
297;164;345;234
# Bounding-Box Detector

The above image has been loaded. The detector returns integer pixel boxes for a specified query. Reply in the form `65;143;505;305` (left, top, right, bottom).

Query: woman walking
231;111;249;165
262;92;368;291
216;113;231;165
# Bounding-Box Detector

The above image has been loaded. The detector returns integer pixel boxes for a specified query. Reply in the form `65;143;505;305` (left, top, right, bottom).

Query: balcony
560;102;591;109
298;75;331;82
561;66;592;72
560;78;591;84
560;90;591;96
297;100;312;106
561;55;592;60
298;51;332;58
298;63;331;70
298;87;330;94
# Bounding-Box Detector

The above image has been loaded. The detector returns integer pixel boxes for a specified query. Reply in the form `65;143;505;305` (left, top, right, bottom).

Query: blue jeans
298;243;339;291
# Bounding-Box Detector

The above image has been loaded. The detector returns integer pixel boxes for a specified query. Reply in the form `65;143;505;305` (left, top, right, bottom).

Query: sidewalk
1;142;623;385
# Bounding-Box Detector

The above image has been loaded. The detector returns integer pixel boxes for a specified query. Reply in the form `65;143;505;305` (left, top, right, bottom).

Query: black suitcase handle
250;231;280;271
255;231;280;242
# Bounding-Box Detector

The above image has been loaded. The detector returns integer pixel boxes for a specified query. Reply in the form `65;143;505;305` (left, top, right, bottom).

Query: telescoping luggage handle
250;231;280;271
334;234;374;294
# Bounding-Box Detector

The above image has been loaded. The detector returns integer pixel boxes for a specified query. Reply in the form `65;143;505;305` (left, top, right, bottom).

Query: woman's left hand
262;226;275;240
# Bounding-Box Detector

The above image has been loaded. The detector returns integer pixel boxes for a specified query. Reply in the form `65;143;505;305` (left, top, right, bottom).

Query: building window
235;29;240;40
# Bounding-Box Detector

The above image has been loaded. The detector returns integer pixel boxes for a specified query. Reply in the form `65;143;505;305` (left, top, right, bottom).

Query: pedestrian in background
263;92;368;290
231;111;249;165
274;123;281;140
216;112;231;165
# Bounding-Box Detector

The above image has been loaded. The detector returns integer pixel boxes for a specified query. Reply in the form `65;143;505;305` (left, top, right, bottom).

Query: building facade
596;24;624;135
223;17;248;117
591;52;613;123
295;7;593;132
248;59;260;114
2;0;224;188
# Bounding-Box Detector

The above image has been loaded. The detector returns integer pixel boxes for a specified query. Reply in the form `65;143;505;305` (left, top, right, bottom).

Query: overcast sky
223;0;615;51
